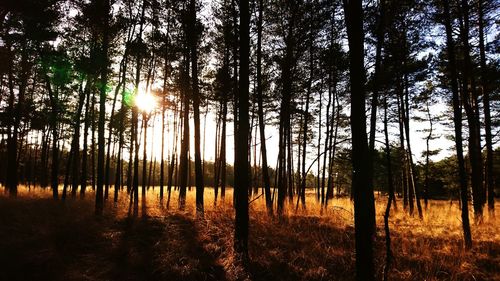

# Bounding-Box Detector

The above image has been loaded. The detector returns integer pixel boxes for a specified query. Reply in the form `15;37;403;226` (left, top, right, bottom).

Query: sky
130;91;456;174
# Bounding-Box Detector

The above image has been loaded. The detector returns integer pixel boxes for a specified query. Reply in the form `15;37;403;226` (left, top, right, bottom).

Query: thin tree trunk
95;0;110;215
459;0;484;220
81;80;92;198
256;0;273;213
189;0;204;217
478;0;494;214
442;0;472;248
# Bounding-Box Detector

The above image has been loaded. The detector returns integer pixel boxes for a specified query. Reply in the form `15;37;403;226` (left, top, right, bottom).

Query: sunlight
135;91;157;113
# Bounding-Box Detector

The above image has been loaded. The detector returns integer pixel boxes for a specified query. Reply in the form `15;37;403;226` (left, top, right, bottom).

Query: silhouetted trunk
234;0;250;260
402;66;423;219
91;91;96;191
459;0;484;220
231;0;239;181
316;89;322;201
321;72;332;205
62;145;74;200
256;0;272;215
220;96;227;200
167;104;179;208
325;91;339;207
95;0;110;215
160;15;171;199
368;0;385;198
46;79;59;200
71;81;88;198
383;97;394;281
6;40;29;196
178;53;190;210
50;126;59;199
189;0;204;217
300;6;314;208
343;0;375;279
114;65;129;202
81;79;92;198
104;56;126;200
6;58;18;197
478;0;494;214
442;0;472;249
40;129;50;188
132;0;147;214
397;88;409;211
424;98;432;208
142;114;148;199
383;96;396;209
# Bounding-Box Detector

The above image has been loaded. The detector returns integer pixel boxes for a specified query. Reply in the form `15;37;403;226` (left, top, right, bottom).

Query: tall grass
0;185;498;280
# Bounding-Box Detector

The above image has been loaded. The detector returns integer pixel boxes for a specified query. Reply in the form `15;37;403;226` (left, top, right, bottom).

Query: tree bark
459;0;484;219
234;0;250;260
343;0;375;279
442;0;472;248
256;0;272;215
477;0;494;214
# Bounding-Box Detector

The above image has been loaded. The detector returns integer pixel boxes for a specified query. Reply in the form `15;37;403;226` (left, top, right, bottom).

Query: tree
188;0;204;217
95;0;111;215
477;0;494;214
343;0;375;279
234;0;249;260
256;0;272;215
437;0;472;248
459;0;484;219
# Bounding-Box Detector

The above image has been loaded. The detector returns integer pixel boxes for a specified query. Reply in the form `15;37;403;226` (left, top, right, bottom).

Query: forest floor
0;186;499;281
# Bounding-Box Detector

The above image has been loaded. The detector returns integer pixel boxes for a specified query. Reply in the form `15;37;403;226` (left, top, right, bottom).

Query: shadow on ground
0;197;225;281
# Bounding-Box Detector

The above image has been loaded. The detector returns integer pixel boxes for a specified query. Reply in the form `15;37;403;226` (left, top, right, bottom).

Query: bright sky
130;89;455;175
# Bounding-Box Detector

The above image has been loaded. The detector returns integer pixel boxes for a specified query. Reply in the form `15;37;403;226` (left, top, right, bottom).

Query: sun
135;92;158;113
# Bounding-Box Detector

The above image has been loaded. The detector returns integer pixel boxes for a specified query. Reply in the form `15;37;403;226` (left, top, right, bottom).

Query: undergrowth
0;186;498;281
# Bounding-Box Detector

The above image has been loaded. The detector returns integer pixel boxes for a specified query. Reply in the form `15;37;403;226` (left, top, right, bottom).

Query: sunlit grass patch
0;185;498;280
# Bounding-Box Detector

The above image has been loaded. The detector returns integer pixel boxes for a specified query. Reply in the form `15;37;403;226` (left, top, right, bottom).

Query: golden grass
0;185;498;281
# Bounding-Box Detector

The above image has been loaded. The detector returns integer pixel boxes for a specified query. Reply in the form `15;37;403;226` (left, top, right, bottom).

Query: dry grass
0;185;498;281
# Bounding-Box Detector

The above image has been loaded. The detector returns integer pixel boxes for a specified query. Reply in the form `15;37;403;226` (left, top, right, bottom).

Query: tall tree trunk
459;0;484;220
442;0;472;249
220;94;227;200
234;0;250;260
343;0;375;279
402;68;423;219
316;88;322;201
142;114;148;199
104;59;126;200
46;80;59;200
397;88;409;211
321;73;332;205
81;80;92;198
382;94;394;281
424;98;432;208
368;0;386;198
96;0;110;215
132;0;147;214
178;53;190;210
189;0;204;217
300;11;314;208
160;14;171;200
478;0;494;214
6;40;29;196
167;103;179;208
71;81;88;198
257;0;273;215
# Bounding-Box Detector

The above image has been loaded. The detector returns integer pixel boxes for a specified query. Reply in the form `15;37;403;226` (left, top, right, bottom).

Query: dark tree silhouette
234;0;250;260
343;0;375;280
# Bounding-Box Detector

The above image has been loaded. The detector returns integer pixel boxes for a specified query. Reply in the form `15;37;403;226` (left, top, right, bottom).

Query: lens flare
135;92;157;113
